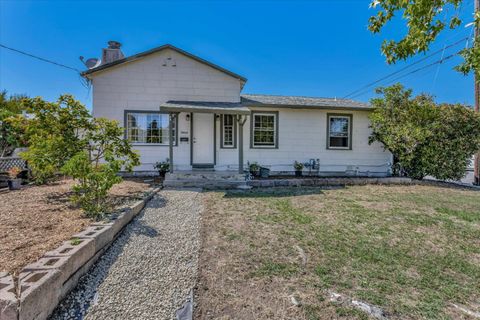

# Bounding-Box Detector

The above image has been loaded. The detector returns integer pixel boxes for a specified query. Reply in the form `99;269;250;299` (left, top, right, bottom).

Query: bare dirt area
0;177;154;275
195;185;480;319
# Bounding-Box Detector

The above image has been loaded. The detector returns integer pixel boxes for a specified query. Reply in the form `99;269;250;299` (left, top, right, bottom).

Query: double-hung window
251;112;278;148
221;114;236;148
125;112;176;145
327;114;352;149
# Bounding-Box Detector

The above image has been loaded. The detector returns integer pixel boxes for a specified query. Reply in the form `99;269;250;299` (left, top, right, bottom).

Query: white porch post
238;115;247;174
169;113;176;173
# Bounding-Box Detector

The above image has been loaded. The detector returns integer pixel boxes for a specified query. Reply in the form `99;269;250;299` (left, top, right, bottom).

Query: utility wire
0;43;82;73
348;51;460;100
343;37;468;99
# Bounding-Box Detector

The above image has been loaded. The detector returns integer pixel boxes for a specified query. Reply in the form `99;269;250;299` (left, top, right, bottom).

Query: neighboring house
82;42;392;176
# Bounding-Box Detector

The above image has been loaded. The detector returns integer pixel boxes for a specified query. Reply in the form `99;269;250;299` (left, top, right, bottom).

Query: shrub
293;161;304;171
61;118;139;219
154;159;170;173
369;84;480;180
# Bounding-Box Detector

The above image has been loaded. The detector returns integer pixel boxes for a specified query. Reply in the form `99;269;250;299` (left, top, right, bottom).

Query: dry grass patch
0;177;154;275
196;185;480;319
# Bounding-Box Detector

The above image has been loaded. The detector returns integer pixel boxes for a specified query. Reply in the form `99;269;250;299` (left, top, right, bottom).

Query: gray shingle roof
241;94;371;110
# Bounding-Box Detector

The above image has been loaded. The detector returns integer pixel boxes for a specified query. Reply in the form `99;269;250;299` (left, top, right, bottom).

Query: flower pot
250;170;259;177
295;170;303;177
259;167;270;178
158;170;167;178
8;178;22;190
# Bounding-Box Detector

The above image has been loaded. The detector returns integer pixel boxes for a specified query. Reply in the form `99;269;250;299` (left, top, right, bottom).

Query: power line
348;51;460;100
343;37;469;99
0;43;81;73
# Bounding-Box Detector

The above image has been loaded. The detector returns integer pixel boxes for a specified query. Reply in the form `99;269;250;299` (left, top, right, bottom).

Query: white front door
192;113;215;165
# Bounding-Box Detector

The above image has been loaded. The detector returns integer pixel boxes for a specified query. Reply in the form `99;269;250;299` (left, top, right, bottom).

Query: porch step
192;164;214;170
164;171;247;189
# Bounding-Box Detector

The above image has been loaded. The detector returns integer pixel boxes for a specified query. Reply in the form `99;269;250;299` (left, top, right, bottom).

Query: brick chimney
101;40;125;65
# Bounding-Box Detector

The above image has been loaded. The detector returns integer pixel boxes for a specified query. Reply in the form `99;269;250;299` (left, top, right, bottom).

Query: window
327;114;352;149
125;112;176;145
221;114;236;148
251;112;278;148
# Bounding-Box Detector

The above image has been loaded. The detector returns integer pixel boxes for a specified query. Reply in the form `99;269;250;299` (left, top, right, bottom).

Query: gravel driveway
49;189;202;320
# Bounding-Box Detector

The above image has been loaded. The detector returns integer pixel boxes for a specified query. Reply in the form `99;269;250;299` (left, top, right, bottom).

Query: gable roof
241;94;371;110
81;44;247;84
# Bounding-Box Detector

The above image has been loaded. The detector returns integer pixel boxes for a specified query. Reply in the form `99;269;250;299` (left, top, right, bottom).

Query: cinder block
0;273;18;320
313;179;328;186
73;224;116;253
274;180;289;187
43;238;95;278
130;199;145;216
18;269;62;320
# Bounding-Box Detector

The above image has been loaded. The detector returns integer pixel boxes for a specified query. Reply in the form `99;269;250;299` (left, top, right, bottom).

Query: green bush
61;118;139;219
17;95;91;183
369;84;480;180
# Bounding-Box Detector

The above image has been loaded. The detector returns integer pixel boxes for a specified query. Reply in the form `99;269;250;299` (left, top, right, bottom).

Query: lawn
196;185;480;319
0;178;155;275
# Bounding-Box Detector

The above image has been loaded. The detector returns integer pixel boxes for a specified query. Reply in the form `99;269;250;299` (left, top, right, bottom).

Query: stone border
248;176;480;190
0;187;161;320
248;177;413;188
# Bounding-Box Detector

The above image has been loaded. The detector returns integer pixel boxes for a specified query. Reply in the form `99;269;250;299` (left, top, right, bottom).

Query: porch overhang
160;101;250;115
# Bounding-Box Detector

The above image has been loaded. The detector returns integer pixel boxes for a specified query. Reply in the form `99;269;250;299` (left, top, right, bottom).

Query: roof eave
81;44;248;84
245;103;373;111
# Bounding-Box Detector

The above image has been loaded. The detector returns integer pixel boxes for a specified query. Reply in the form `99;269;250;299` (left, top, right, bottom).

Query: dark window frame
326;113;352;150
220;114;237;149
124;110;178;146
250;111;279;149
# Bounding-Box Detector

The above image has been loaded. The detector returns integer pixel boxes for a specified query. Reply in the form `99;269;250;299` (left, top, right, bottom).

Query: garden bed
0;178;157;275
196;185;480;319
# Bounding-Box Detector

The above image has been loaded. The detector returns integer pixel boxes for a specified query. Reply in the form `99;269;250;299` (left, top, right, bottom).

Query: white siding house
83;42;392;177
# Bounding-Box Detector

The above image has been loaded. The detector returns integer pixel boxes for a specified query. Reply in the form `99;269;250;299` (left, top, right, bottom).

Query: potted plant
294;161;304;177
7;166;22;190
154;159;170;178
249;162;260;177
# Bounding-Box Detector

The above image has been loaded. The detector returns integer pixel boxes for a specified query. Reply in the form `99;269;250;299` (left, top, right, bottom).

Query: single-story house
82;42;392;179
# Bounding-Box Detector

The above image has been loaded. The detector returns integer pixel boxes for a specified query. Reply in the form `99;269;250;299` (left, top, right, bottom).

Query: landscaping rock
49;190;202;320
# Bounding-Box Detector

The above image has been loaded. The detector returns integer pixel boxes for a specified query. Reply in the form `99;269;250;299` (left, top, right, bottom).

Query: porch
163;170;248;189
160;101;250;174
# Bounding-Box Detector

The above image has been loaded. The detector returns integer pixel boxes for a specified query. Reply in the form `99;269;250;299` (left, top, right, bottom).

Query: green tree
18;95;92;183
0;91;27;157
61;118;140;218
370;84;480;180
368;0;479;76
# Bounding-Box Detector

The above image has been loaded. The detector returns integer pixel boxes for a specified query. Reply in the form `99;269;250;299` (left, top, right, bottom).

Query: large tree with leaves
370;84;480;180
369;0;479;76
0;91;27;157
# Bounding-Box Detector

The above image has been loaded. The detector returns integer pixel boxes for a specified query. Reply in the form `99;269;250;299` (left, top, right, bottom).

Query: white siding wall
91;48;242;171
216;108;392;175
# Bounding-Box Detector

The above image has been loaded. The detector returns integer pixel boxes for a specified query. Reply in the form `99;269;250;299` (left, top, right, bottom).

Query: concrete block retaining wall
0;188;160;320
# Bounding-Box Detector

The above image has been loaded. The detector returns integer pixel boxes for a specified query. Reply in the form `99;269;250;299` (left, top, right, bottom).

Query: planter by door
8;178;22;190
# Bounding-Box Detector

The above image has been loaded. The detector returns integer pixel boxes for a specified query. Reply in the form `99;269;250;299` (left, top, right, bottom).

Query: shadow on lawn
49;193;165;320
223;186;344;198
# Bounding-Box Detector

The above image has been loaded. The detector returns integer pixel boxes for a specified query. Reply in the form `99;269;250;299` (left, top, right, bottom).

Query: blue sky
0;0;475;110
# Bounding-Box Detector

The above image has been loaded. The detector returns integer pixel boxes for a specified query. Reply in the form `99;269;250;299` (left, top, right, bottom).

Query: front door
192;113;215;166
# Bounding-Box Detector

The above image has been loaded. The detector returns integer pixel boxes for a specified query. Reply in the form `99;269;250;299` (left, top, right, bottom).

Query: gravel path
49;189;202;320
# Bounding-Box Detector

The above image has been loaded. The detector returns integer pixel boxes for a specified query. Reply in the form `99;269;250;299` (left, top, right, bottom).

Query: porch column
169;113;176;173
238;115;247;174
